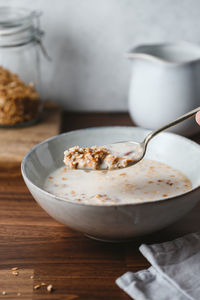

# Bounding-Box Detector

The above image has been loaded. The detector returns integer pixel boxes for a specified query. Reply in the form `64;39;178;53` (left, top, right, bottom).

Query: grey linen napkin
116;232;200;300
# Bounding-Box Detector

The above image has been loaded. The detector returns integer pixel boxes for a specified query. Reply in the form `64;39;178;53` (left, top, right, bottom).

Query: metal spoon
64;107;200;170
106;106;200;169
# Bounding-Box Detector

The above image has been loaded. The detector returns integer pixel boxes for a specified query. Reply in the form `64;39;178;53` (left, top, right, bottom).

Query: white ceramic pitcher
127;41;200;135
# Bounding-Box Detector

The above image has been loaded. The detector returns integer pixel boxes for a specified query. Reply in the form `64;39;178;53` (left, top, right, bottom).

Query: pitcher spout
126;41;200;65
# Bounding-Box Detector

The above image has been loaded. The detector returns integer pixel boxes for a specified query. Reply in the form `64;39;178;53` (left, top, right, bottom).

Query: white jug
128;42;200;135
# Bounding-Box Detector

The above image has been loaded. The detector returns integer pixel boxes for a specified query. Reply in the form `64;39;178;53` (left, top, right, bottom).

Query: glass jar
0;6;45;127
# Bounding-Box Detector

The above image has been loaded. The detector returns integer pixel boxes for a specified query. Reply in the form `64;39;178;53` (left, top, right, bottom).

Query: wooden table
1;113;200;300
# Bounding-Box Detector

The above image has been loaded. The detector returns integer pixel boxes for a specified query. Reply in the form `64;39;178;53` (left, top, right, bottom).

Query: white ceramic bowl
21;127;200;242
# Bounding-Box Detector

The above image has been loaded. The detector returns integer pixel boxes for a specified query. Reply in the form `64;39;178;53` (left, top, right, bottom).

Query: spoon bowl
100;141;145;170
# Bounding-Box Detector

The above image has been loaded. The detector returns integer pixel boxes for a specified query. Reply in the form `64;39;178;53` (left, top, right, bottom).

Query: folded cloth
116;232;200;300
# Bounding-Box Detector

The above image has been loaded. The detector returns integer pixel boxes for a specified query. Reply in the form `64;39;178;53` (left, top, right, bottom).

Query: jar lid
0;6;42;47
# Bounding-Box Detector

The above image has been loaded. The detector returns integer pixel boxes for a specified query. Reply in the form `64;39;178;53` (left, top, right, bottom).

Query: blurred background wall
2;0;200;111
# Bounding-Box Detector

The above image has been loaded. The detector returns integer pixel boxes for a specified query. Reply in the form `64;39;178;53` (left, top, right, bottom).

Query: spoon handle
143;107;200;146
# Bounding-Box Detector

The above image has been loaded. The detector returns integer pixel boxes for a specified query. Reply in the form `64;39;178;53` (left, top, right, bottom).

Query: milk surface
44;159;191;205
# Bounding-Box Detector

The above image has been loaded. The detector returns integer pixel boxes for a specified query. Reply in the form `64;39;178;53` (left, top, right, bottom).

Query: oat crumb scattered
11;267;18;271
34;284;41;290
47;284;54;293
95;194;102;199
2;291;7;295
12;270;19;276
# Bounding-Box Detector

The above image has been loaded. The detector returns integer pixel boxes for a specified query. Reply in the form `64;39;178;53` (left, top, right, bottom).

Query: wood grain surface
1;113;200;300
0;102;61;177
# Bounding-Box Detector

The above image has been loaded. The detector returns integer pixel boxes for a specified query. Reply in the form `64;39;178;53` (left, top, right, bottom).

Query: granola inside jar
0;7;45;127
0;66;40;126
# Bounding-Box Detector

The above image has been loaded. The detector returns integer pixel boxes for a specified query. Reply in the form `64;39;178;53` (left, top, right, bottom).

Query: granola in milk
64;145;133;170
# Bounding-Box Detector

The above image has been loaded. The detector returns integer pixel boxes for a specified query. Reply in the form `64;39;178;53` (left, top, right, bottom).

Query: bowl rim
21;126;200;208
